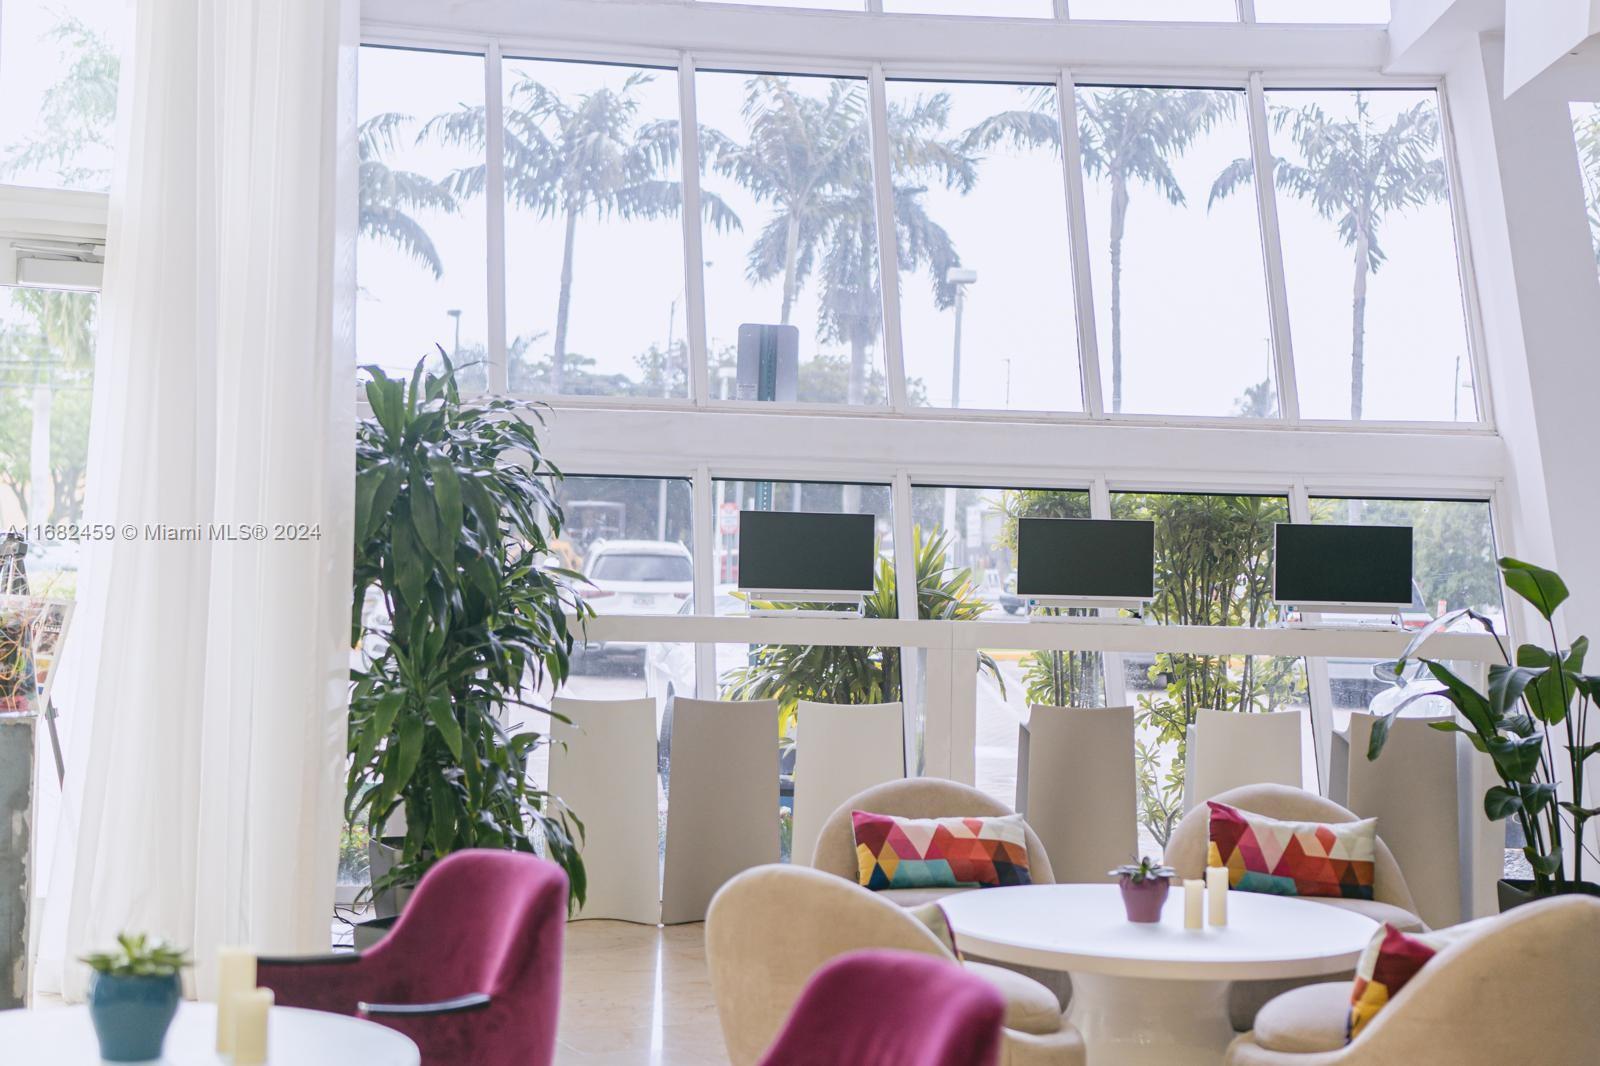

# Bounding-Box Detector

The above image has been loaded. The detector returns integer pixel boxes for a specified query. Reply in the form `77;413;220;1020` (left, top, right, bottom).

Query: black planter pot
1497;878;1600;913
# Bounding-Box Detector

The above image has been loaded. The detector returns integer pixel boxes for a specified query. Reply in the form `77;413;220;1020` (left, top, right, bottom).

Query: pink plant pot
1118;876;1171;923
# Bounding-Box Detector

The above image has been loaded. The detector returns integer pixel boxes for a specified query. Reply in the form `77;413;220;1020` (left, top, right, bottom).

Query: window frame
358;9;1490;433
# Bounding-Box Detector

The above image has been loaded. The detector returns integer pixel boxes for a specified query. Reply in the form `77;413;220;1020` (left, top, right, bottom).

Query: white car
577;540;693;665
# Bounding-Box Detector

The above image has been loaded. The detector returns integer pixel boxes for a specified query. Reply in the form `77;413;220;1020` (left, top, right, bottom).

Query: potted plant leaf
1368;557;1600;908
1111;857;1175;922
81;933;189;1062
347;354;591;941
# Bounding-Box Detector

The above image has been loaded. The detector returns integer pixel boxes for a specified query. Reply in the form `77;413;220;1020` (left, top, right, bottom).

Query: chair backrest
368;849;567;1060
1186;708;1305;811
706;864;953;1066
1350;896;1600;1064
790;700;905;876
661;697;781;923
757;949;1004;1066
1165;783;1418;915
809;776;1056;885
1018;705;1137;882
1344;712;1461;928
550;695;661;924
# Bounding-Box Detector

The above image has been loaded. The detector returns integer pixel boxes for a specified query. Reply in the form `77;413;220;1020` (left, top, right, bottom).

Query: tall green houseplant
349;355;590;905
1371;557;1600;896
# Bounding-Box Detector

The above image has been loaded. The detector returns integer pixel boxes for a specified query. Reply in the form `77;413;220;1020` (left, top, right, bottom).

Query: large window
356;47;488;380
0;286;97;597
1265;89;1476;422
1309;497;1500;727
1078;86;1277;417
1067;1;1237;23
890;80;1083;412
712;478;895;605
1254;1;1390;22
501;58;691;398
1571;102;1600;280
697;72;889;406
0;0;122;192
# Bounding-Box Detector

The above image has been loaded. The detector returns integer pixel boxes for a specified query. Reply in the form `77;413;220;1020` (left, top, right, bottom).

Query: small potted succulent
1111;857;1175;923
81;933;189;1062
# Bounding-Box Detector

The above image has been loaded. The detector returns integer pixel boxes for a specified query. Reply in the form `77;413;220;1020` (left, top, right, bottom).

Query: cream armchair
1226;896;1600;1065
810;777;1057;903
706;864;1086;1066
1166;783;1426;1030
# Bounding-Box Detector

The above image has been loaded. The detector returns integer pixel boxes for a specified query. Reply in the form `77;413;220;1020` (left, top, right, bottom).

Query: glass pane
1309;497;1501;730
552;475;695;621
0;286;98;596
697;72;889;405
1109;491;1303;849
357;47;489;382
1077;86;1276;417
1253;0;1390;22
1068;1;1238;21
712;479;895;610
500;58;689;398
1266;89;1475;422
885;0;1053;15
975;646;1108;813
0;0;122;191
701;0;864;8
1571;102;1600;281
889;81;1083;411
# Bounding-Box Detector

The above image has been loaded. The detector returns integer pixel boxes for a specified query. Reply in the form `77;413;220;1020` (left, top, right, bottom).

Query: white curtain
35;0;358;1000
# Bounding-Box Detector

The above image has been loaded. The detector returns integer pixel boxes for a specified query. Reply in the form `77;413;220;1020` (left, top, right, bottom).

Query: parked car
999;573;1026;615
577;539;693;668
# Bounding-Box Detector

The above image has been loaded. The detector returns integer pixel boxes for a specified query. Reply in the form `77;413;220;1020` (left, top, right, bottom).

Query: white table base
1066;973;1234;1066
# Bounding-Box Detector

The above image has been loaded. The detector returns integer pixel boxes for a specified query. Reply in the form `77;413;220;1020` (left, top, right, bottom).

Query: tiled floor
557;920;728;1066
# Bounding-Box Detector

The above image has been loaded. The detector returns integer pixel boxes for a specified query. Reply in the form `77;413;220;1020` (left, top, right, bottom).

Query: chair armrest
258;952;362;966
358;992;491;1016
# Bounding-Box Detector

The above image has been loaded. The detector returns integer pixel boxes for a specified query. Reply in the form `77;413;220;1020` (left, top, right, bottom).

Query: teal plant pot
87;971;181;1062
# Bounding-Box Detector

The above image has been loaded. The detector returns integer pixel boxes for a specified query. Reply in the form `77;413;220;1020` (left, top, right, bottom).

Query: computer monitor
1014;518;1156;609
737;510;876;599
1272;523;1414;612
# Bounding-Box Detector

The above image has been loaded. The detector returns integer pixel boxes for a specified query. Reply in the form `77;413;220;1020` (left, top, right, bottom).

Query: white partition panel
661;698;780;924
1345;712;1462;929
1017;705;1139;882
1184;708;1306;811
550;696;662;924
791;700;905;870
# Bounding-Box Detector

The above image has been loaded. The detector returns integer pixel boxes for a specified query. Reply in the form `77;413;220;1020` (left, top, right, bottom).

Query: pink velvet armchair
258;849;567;1066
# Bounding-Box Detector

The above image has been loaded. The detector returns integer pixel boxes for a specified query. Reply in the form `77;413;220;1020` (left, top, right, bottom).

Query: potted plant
347;354;591;939
80;933;189;1062
1111;857;1175;922
1369;557;1600;909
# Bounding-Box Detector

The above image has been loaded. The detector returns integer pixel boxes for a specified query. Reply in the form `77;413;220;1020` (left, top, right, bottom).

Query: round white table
941;884;1377;1066
0;1002;420;1065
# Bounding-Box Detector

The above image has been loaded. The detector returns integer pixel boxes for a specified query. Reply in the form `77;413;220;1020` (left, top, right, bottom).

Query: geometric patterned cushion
906;901;962;960
1346;919;1485;1042
852;811;1032;890
1206;801;1376;901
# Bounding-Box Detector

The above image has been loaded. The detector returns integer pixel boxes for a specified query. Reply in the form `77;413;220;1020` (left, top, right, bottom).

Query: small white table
941;884;1377;1066
0;1002;420;1065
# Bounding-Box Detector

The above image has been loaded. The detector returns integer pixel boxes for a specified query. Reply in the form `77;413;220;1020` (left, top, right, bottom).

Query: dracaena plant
348;354;590;908
1368;557;1597;894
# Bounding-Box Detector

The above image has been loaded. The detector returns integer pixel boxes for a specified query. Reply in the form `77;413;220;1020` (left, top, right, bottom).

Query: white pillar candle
215;946;257;1054
1206;866;1229;927
231;988;274;1066
1183;879;1204;930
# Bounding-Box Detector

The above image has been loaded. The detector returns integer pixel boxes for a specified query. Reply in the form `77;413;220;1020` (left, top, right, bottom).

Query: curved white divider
790;700;905;869
1184;708;1305;812
1018;704;1138;881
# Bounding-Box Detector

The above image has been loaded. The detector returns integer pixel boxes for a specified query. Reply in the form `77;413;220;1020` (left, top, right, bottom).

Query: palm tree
964;87;1233;413
706;78;972;403
427;70;738;392
358;113;456;279
1210;94;1447;419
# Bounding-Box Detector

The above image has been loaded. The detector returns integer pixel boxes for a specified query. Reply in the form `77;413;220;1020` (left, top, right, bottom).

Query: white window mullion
869;66;910;413
678;54;712;407
1247;73;1300;422
484;42;509;394
1057;71;1105;419
1289;483;1334;796
1237;0;1258;24
892;471;922;775
1054;0;1070;20
692;464;717;697
1090;477;1130;708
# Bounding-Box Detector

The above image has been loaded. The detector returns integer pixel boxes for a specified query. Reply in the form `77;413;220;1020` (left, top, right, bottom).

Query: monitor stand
1025;598;1147;625
743;589;864;618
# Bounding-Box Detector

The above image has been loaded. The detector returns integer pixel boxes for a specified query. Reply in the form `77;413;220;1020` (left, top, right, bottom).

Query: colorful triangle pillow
1206;800;1377;900
1347;919;1487;1041
852;811;1032;890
